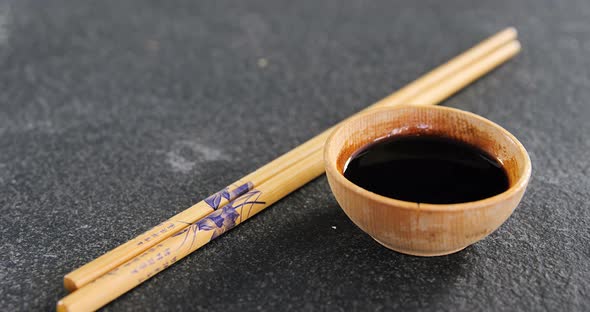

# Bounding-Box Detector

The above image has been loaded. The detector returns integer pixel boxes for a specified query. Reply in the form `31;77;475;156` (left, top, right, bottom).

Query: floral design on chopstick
173;189;265;250
204;182;254;210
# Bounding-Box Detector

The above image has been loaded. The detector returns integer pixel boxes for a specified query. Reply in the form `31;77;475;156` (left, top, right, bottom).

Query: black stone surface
1;0;589;311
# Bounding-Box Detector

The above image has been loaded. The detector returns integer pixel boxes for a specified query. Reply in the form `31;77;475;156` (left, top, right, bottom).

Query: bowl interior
327;106;530;194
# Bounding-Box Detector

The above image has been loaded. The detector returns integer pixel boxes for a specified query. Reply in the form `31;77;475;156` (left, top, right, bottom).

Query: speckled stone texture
0;0;588;311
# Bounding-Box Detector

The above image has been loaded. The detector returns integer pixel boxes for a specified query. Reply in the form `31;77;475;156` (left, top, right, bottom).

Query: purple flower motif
230;182;253;199
204;188;228;210
175;187;265;251
196;204;241;239
203;182;254;210
221;189;231;200
172;228;188;237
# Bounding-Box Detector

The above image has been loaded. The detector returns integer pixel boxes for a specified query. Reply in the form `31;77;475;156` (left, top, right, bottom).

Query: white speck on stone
331;226;337;230
257;58;268;68
165;151;196;173
165;140;230;173
187;141;229;161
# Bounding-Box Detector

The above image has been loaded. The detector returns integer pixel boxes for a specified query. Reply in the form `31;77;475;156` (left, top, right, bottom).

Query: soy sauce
343;135;509;204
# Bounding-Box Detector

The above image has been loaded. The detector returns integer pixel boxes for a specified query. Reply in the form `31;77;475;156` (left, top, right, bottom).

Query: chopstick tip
57;300;68;312
505;26;518;37
510;40;522;52
63;276;78;292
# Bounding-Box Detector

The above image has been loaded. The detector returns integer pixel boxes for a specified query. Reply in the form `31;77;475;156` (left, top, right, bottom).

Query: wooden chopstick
408;41;521;106
58;36;521;312
63;27;518;292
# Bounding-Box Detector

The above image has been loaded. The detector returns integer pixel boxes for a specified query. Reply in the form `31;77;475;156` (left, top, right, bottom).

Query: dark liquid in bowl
343;135;509;204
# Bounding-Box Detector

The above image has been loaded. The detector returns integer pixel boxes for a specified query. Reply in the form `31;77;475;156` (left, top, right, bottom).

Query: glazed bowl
324;105;531;256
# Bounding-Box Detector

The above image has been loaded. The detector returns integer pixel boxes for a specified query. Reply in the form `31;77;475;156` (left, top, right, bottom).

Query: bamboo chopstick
58;37;521;312
59;151;326;312
63;27;518;292
409;40;521;106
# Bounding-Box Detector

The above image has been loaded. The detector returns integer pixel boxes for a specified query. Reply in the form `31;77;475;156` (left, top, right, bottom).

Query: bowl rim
324;105;532;212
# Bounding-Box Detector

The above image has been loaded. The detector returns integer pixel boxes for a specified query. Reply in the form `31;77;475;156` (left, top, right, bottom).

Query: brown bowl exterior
324;106;531;256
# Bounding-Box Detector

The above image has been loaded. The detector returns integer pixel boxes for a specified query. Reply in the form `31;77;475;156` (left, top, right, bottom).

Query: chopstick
63;27;518;292
409;40;521;105
58;34;521;312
